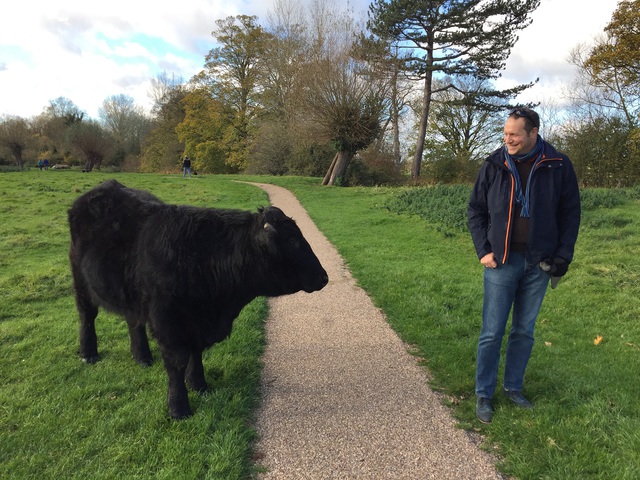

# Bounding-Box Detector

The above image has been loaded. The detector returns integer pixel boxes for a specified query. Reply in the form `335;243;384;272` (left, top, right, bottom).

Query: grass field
0;172;271;479
2;170;640;479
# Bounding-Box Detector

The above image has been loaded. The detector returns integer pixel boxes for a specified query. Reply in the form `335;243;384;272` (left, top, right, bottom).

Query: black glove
544;257;568;277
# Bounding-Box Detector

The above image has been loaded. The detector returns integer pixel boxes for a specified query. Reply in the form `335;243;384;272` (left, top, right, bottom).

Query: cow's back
68;180;163;312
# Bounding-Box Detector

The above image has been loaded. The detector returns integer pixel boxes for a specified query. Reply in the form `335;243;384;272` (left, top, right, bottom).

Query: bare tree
0;116;32;169
99;94;150;157
426;76;505;165
148;72;185;118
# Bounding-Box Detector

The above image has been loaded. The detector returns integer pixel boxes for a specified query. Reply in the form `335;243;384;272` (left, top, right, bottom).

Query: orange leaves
593;335;604;346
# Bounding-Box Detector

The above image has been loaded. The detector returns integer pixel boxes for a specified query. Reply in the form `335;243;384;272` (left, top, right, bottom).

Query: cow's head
259;206;328;294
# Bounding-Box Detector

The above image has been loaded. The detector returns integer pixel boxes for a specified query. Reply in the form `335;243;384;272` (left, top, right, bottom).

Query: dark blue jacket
467;140;581;266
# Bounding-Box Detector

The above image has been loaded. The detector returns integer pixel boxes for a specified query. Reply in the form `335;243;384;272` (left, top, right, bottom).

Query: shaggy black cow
68;180;328;419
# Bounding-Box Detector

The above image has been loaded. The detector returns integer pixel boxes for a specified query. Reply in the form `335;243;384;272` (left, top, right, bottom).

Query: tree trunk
411;69;433;181
10;147;24;170
13;153;24;170
322;150;353;186
322;153;339;185
391;61;402;167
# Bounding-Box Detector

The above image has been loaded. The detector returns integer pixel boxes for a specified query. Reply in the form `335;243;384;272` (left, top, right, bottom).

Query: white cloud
498;0;620;107
0;0;621;119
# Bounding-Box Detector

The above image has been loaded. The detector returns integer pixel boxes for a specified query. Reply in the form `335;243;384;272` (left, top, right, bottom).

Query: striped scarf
503;136;544;218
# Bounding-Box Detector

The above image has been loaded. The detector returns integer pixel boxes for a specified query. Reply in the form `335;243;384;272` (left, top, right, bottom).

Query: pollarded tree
33;97;85;164
353;32;416;168
302;53;388;186
295;0;390;186
368;0;540;179
0;116;32;169
67;120;113;172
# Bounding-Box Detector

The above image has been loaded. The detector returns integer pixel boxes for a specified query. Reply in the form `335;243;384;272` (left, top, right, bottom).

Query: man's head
504;108;539;156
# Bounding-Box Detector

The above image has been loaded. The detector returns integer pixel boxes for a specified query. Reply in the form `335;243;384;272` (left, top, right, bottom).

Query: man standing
182;156;191;178
467;108;581;423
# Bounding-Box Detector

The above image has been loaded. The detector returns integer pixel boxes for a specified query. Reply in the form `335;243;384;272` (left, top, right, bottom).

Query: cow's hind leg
159;347;192;419
186;350;208;393
125;318;153;366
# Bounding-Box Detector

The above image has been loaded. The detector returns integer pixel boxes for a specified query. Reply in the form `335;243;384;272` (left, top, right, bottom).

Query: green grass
3;171;640;479
248;177;640;479
0;171;271;479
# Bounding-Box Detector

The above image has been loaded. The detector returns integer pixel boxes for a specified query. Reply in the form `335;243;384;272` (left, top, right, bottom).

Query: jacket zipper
500;154;562;264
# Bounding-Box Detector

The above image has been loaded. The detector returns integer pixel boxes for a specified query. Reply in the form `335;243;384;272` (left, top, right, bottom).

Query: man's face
504;116;538;156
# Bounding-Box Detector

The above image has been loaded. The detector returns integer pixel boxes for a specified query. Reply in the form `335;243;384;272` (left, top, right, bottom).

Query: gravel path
249;182;502;479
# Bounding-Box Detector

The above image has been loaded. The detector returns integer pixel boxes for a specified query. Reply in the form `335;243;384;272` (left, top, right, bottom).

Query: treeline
1;0;639;187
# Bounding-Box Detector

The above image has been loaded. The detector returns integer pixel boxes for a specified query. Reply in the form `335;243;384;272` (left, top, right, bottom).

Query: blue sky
0;0;620;119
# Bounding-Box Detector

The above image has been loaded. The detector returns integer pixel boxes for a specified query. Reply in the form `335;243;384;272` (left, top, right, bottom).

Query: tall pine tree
368;0;540;179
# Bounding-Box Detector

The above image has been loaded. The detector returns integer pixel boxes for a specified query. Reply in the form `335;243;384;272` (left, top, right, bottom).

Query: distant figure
43;159;49;170
182;156;191;178
37;160;44;170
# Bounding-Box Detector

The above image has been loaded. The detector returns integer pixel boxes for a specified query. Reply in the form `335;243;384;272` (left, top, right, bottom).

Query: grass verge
0;171;271;479
253;176;640;479
3;171;640;479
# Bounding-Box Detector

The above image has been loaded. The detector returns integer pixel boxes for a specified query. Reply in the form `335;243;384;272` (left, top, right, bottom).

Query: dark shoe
503;388;533;408
476;397;494;424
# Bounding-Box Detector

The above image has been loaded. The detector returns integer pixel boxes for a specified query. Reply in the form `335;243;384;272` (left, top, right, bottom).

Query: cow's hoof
133;356;153;367
81;355;100;364
169;407;193;420
187;379;208;394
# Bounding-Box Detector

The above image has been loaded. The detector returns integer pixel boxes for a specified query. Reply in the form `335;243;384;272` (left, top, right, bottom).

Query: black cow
68;180;328;419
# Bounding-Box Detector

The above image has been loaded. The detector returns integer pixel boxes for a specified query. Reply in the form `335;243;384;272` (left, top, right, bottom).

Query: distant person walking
43;159;49;170
182;156;191;178
467;108;581;424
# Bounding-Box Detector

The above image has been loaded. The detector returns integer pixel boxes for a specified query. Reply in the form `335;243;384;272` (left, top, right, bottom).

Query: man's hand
481;253;497;269
541;257;568;277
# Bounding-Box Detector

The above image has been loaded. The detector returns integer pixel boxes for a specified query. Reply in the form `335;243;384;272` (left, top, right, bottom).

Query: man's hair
508;108;540;134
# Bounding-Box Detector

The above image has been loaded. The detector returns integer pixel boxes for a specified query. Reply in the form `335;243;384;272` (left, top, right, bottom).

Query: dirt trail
250;182;502;479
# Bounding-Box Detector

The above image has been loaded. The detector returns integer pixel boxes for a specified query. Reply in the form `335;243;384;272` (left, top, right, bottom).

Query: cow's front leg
126;319;153;366
73;269;100;363
186;350;208;393
160;348;192;419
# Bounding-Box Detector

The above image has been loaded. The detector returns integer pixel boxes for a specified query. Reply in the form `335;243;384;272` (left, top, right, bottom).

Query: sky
0;0;621;120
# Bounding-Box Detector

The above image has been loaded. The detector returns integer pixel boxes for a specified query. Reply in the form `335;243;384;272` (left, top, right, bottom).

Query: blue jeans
183;167;191;178
476;252;549;399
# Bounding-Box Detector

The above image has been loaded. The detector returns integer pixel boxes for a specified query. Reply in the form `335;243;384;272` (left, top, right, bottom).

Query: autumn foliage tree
176;88;237;174
140;75;187;173
581;0;640;127
561;0;640;187
198;15;270;170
